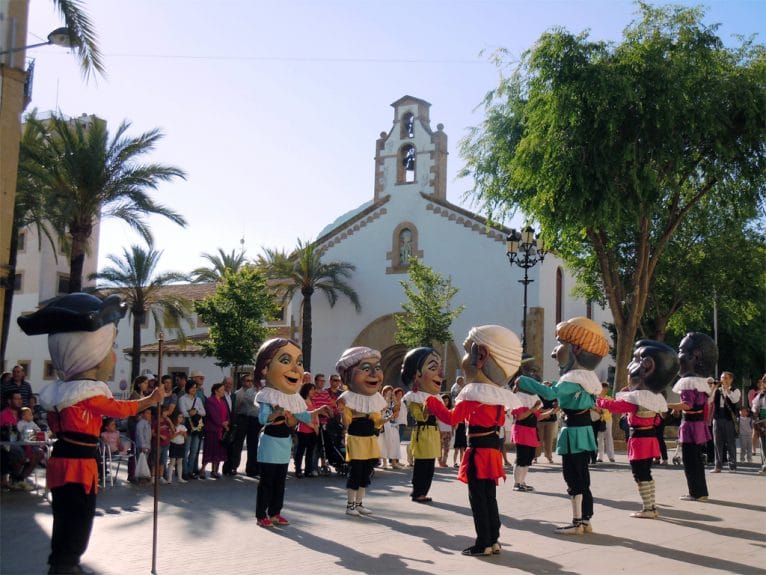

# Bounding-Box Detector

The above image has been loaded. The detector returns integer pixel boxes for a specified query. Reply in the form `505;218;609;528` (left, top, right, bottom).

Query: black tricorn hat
17;293;126;335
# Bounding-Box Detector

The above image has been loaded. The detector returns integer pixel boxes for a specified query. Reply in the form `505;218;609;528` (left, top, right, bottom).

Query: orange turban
556;317;609;357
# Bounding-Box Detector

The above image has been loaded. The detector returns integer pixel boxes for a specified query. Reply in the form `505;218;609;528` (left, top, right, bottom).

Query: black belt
517;415;537;428
682;412;704;422
348;417;375;437
562;410;591;427
629;427;656;439
263;420;290;438
52;432;99;459
416;415;437;427
468;434;500;449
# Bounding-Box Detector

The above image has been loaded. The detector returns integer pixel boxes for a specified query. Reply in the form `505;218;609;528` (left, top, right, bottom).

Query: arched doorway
352;314;462;391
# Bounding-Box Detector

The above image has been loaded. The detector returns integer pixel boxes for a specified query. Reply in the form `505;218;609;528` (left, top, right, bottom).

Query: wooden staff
152;332;164;574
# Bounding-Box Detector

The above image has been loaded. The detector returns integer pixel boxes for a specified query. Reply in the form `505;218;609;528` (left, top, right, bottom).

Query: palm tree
90;244;192;380
24;112;187;292
191;247;249;283
256;239;360;370
52;0;105;80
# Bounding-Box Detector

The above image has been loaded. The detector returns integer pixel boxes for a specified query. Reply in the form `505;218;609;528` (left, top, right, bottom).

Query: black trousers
681;442;709;498
466;449;500;549
256;462;288;519
630;457;653;482
49;482;97;569
346;458;376;490
294;432;317;473
245;417;262;476
224;415;248;474
515;444;535;467
411;458;435;499
562;451;593;520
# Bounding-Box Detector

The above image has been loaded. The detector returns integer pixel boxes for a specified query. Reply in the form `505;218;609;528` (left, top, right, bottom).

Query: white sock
356;487;365;504
513;466;522;484
518;466;529;485
571;494;583;522
347;489;357;505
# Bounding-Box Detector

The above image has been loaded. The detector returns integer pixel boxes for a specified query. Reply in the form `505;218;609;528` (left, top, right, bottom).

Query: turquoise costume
519;372;599;454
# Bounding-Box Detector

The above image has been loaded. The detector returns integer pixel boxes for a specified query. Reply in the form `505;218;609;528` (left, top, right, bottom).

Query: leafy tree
194;268;277;370
395;257;464;350
460;3;766;388
90;244;192;380
21;112;187;293
191;247;249;283
256;239;360;370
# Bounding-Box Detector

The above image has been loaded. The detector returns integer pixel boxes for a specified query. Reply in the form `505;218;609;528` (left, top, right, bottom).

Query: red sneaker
257;517;274;528
270;514;290;526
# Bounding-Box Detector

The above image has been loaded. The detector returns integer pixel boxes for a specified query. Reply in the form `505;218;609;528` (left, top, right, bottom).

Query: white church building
6;96;614;394
305;95;613;388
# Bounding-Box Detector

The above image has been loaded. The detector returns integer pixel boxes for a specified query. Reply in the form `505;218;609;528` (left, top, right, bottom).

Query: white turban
466;325;522;379
48;324;116;380
335;347;381;382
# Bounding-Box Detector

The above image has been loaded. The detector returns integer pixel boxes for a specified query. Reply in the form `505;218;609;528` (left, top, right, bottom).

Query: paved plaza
1;453;764;575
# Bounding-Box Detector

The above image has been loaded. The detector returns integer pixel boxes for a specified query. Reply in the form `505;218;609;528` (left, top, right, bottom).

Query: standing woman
201;383;229;479
178;379;206;479
402;347;443;503
18;293;166;574
667;332;717;501
294;382;319;478
378;386;402;469
126;375;149;483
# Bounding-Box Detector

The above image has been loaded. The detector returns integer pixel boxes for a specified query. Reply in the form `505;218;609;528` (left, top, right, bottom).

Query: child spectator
168;412;187;483
100;417;126;455
155;407;174;484
16;407;41;440
738;407;753;463
28;394;48;431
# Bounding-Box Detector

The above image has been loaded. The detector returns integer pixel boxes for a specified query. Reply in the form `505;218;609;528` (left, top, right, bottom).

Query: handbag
220;426;235;445
186;397;204;434
135;452;151;479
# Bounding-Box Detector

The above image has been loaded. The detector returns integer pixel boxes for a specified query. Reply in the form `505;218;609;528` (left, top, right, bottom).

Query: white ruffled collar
403;390;434;405
456;382;521;410
615;390;668;413
255;387;307;412
672;376;711;395
515;390;539;409
558;369;602;395
339;390;387;414
38;379;112;411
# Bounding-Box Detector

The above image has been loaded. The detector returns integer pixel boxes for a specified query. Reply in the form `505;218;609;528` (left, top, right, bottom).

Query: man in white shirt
711;371;741;472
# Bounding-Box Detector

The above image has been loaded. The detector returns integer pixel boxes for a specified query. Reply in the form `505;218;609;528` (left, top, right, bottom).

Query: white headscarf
466;325;522;379
48;324;116;381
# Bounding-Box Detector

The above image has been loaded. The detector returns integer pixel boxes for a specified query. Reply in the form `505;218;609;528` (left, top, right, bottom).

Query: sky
24;0;766;276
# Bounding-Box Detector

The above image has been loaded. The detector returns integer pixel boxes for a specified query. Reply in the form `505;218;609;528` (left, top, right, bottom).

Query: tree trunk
301;288;313;371
68;230;88;293
131;311;144;381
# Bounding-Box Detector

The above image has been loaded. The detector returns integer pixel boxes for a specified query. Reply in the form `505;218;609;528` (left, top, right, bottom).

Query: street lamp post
505;225;546;352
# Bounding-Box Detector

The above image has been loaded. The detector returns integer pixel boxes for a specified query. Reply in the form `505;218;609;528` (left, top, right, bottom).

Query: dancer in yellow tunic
402;347;444;503
336;347;386;517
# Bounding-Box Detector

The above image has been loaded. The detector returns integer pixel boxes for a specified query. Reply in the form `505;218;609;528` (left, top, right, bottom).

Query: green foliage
19;111;187;292
194;268;277;369
191;248;249;283
90;244;192;380
395;258;464;348
255;239;360;370
460;2;766;386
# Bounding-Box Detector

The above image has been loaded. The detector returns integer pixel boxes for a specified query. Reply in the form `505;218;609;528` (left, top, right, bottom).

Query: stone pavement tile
1;456;764;575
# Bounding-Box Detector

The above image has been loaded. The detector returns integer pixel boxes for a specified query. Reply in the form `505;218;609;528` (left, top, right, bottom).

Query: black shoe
295;471;303;478
461;545;492;556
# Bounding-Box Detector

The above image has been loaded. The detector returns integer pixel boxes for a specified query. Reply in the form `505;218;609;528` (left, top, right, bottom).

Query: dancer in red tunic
426;325;522;557
596;340;679;518
18;293;166;574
